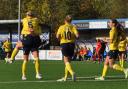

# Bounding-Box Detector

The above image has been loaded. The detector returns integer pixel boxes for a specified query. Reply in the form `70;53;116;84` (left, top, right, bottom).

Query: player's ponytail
110;19;126;41
116;23;126;41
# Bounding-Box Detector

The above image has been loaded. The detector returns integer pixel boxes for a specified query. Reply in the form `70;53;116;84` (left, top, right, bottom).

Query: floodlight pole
18;0;21;41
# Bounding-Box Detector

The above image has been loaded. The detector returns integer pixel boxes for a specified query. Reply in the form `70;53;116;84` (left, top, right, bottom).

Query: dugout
0;20;51;49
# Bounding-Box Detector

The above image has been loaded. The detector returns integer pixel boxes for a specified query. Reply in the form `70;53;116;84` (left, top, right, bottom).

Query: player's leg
57;66;69;82
110;51;124;71
57;43;75;82
57;56;75;82
57;44;70;81
121;52;125;68
22;54;29;80
32;50;42;79
10;41;23;61
111;59;128;79
64;66;69;80
4;52;8;63
95;50;117;80
21;35;31;80
32;36;42;79
64;56;76;81
102;56;109;78
95;56;109;80
64;43;76;81
119;52;122;67
110;50;128;78
5;51;11;63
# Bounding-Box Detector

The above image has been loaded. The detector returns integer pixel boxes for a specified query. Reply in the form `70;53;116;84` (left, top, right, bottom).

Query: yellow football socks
34;58;40;74
119;59;122;67
121;59;124;68
64;67;69;80
22;60;27;76
102;65;108;77
11;48;19;61
65;62;74;76
113;64;124;71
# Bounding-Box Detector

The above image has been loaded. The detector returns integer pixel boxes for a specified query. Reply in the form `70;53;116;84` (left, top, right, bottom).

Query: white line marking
0;80;56;84
0;75;127;84
67;75;124;79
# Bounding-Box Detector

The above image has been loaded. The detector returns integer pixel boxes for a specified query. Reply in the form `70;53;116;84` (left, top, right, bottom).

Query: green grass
0;60;128;89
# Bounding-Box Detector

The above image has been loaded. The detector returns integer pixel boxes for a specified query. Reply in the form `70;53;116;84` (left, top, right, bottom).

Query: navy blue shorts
22;35;41;55
108;50;119;59
119;51;126;55
61;43;75;58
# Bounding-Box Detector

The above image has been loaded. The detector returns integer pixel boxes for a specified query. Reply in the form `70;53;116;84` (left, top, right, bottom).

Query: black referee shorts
61;43;75;58
22;35;41;55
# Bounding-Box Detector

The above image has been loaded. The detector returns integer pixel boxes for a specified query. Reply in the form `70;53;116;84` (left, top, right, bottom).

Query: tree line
0;0;128;45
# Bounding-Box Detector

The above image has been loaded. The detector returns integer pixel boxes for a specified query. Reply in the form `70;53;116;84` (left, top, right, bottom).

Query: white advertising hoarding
39;50;46;60
15;50;23;60
125;21;128;28
89;21;107;29
15;50;62;60
46;50;62;60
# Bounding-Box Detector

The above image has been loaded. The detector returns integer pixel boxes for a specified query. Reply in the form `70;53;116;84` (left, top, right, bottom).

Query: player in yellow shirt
21;11;42;80
8;11;42;64
8;11;42;80
56;15;79;82
6;41;22;63
95;19;128;80
2;38;12;63
118;38;128;68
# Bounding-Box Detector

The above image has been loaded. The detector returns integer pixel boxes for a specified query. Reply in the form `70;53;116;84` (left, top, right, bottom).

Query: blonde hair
65;15;72;23
26;11;34;16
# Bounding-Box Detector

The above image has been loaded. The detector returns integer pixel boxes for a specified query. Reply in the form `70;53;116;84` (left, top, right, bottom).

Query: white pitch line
67;75;125;79
0;80;56;84
0;76;127;84
77;79;128;82
0;79;127;84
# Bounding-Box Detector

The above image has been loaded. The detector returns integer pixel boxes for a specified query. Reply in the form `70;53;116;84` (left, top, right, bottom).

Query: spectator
79;46;88;61
85;48;93;61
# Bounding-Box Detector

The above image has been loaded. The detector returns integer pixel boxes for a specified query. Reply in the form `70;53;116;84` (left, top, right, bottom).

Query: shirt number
64;27;72;40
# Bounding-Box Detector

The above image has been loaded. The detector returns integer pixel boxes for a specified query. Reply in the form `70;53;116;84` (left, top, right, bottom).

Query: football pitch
0;60;127;89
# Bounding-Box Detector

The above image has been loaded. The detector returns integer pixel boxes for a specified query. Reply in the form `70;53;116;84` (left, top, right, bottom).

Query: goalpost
18;0;21;41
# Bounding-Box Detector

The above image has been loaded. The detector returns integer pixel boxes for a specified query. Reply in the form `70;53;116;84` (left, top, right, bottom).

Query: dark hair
111;19;119;26
117;23;126;40
110;19;126;41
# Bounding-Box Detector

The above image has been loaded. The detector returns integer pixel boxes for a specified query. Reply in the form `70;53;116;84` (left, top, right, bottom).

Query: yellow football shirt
57;23;78;44
2;41;11;52
109;27;118;50
118;39;128;51
21;16;42;35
